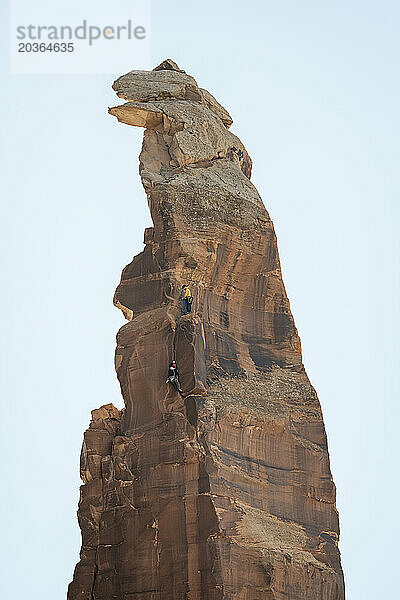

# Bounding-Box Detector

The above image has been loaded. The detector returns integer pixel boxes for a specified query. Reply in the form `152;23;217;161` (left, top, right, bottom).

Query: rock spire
68;60;345;600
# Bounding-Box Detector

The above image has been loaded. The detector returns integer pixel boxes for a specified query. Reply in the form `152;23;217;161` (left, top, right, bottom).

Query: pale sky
1;2;399;599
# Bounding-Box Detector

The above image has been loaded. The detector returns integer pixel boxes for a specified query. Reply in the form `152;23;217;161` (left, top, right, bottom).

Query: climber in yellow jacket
180;284;193;315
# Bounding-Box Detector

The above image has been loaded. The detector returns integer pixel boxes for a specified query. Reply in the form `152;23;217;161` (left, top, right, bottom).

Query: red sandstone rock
68;60;344;599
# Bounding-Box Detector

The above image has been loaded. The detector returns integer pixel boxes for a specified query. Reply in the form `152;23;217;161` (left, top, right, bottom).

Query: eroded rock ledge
68;59;345;600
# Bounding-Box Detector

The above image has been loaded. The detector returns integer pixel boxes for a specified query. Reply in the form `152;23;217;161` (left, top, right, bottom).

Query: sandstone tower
68;60;344;600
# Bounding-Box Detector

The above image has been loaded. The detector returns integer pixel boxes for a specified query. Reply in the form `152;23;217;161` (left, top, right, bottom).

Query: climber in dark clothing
179;284;193;315
166;360;182;392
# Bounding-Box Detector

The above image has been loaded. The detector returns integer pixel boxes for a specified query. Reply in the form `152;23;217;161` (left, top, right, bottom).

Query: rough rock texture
68;60;345;600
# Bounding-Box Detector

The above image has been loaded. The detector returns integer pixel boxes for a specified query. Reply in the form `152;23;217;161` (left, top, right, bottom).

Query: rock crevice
68;60;344;600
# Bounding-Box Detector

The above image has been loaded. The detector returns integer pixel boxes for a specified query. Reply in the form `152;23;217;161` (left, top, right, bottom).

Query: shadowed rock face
68;59;345;600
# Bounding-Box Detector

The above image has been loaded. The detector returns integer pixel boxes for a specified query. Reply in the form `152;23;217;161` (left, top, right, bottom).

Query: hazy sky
1;1;399;599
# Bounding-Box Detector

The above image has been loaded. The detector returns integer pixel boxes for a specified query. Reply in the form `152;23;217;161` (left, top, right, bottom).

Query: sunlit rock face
68;59;345;600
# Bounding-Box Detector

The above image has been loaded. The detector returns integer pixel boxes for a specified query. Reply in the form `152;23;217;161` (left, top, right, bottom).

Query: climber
166;360;182;392
180;284;193;315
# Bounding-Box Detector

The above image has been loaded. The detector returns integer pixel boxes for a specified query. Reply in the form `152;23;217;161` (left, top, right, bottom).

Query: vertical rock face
68;60;345;600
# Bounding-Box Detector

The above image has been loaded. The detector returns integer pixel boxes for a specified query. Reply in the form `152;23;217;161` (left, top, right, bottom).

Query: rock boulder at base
68;60;345;600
